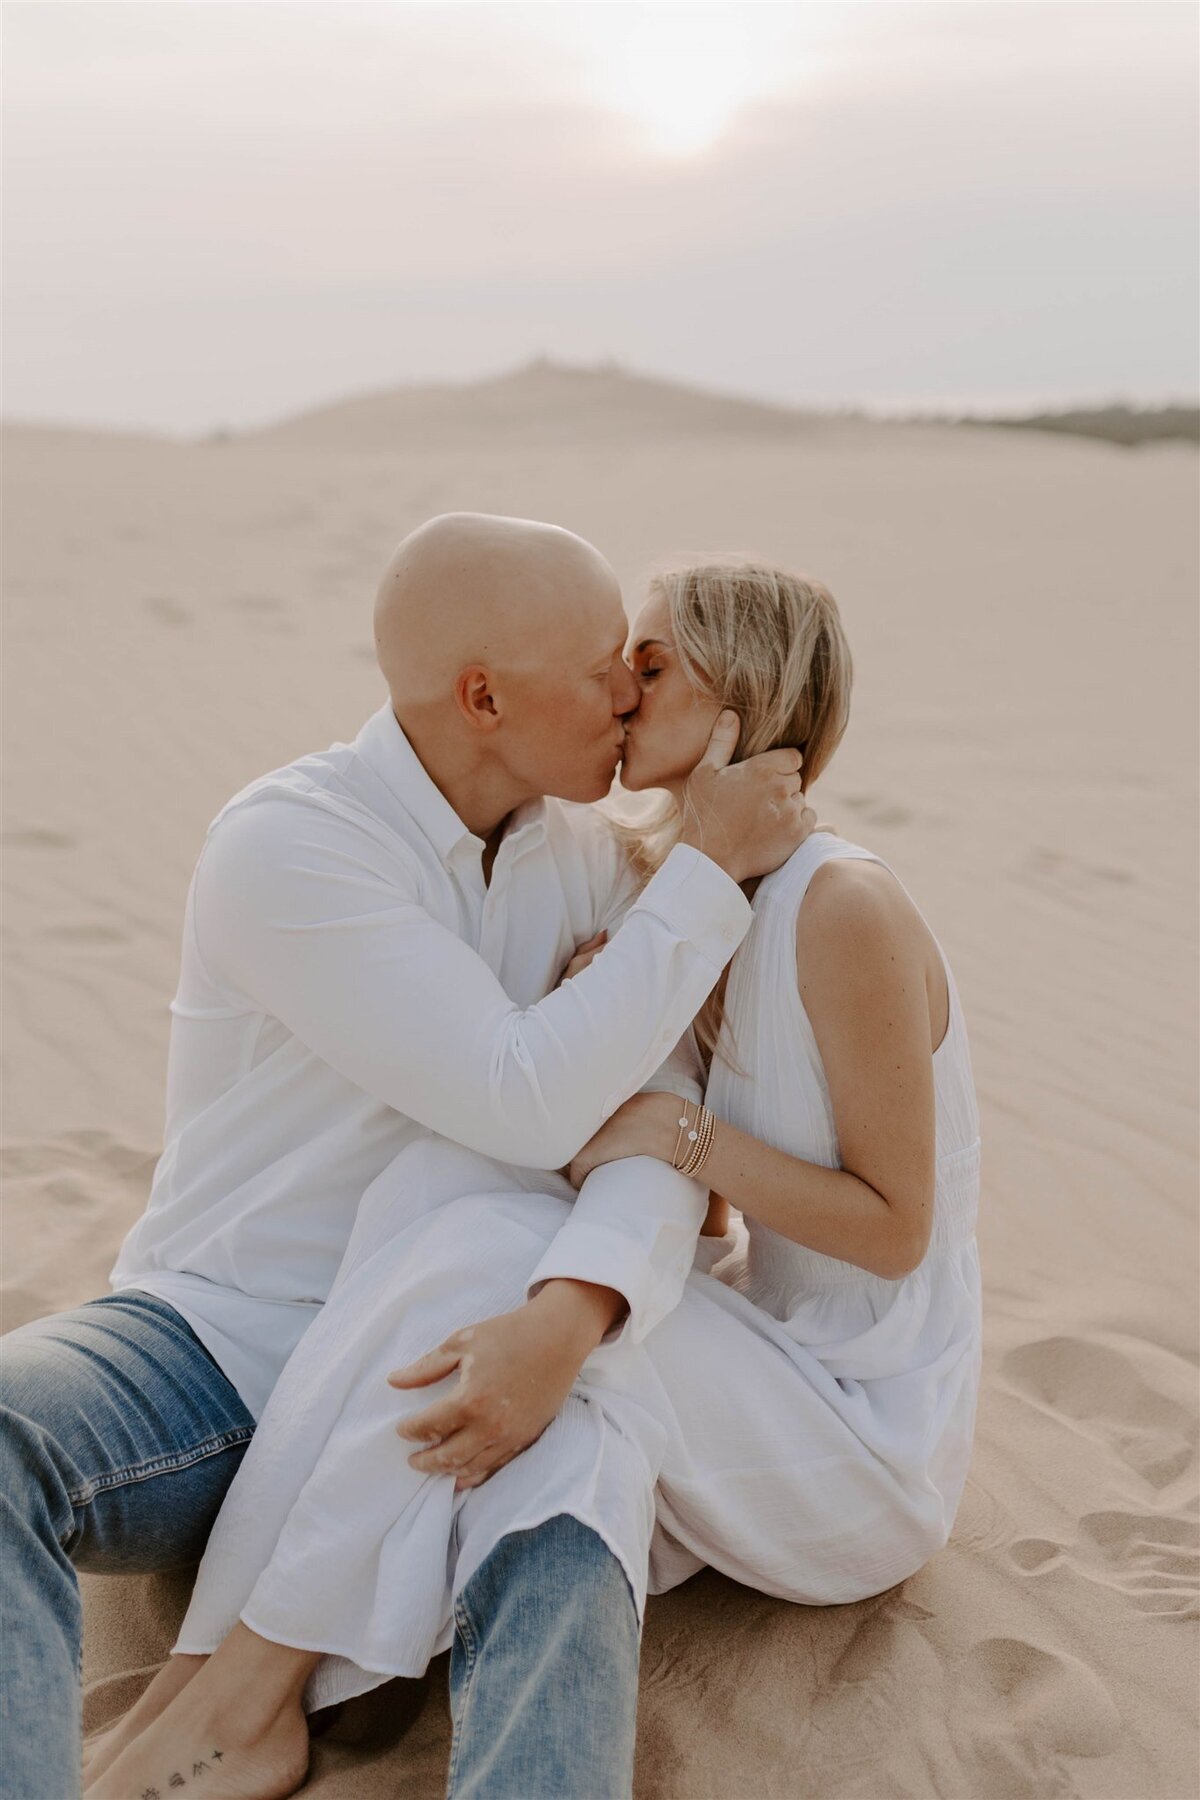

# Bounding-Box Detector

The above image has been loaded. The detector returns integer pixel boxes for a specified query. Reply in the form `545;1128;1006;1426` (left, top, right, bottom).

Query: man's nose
612;657;640;718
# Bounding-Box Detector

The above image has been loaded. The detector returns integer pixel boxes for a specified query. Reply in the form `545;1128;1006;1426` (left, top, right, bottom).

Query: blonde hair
616;559;853;1066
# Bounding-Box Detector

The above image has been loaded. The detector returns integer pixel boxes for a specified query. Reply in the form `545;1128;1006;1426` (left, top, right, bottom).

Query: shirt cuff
524;1156;706;1347
632;844;752;970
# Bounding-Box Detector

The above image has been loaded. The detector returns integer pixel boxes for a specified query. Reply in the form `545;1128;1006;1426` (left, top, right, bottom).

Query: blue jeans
1;1293;641;1800
449;1515;640;1800
0;1293;255;1800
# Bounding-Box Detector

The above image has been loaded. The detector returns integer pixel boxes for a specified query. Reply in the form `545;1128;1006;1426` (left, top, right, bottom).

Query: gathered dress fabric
175;835;982;1708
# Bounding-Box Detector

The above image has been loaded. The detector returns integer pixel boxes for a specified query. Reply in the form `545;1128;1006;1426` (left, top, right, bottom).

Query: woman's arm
570;861;942;1281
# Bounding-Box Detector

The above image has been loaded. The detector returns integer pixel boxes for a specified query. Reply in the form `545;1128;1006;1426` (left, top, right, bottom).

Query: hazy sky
3;0;1197;435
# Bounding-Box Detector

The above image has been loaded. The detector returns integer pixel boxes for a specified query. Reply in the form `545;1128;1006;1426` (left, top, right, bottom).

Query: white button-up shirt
112;705;751;1415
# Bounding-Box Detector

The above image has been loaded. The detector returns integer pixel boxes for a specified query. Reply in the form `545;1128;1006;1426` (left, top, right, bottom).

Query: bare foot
85;1698;309;1800
85;1626;316;1800
82;1656;206;1786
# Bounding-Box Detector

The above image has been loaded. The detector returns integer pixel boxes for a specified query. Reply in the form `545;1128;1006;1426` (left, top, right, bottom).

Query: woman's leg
169;1194;569;1702
94;1187;661;1795
82;1653;205;1784
174;1188;660;1707
86;1624;316;1800
641;1272;950;1605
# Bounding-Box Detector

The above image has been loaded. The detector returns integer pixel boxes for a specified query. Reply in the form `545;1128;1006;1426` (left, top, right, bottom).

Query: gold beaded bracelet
672;1099;700;1169
676;1102;716;1181
686;1109;716;1179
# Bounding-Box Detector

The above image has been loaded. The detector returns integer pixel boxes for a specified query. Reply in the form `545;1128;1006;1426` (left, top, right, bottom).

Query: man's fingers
696;709;741;770
394;1392;467;1442
751;745;803;775
454;1443;521;1492
388;1343;462;1389
405;1425;484;1475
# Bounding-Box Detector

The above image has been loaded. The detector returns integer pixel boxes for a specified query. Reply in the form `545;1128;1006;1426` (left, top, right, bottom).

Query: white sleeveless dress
642;832;983;1602
175;834;982;1702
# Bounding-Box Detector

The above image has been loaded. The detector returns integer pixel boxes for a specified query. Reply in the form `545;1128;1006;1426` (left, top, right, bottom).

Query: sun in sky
596;8;764;157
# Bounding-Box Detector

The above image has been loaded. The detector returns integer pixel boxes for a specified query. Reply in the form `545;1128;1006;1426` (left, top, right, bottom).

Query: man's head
374;513;638;814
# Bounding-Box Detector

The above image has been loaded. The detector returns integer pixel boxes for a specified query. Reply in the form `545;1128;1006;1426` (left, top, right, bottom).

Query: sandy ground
2;407;1197;1798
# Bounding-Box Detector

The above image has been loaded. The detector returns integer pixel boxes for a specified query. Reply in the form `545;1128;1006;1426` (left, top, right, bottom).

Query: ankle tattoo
139;1754;222;1798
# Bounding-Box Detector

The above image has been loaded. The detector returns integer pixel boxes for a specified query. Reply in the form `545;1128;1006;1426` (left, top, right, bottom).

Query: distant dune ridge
1;389;1197;1798
5;359;1197;452
239;357;822;451
239;359;1200;452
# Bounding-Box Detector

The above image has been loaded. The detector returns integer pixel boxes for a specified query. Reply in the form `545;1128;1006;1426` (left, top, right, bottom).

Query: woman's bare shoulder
794;855;941;996
796;854;919;944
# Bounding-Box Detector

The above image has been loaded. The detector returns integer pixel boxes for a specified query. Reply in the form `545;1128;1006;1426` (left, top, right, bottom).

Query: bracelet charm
673;1101;716;1180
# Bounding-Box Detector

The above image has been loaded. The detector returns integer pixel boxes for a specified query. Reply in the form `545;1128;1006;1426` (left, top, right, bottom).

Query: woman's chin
618;761;653;793
621;758;682;795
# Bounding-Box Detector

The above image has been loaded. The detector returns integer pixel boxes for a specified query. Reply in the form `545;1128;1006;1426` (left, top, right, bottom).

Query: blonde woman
87;564;981;1800
572;563;982;1602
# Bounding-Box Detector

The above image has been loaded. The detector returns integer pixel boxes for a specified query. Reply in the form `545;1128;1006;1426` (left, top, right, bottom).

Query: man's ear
453;665;502;734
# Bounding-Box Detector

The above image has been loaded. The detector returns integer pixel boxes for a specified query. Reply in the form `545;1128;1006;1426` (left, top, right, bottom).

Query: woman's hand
557;930;606;986
567;1091;684;1188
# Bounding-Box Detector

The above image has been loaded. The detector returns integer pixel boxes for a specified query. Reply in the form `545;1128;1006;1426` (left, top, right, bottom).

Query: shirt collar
354;704;547;869
355;704;481;865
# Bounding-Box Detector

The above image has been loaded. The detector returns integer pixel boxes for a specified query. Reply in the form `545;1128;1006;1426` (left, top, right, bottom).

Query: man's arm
524;1031;710;1344
193;792;750;1172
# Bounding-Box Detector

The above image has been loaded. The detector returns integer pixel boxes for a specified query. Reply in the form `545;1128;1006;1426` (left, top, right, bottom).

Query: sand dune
240;357;823;452
2;400;1196;1797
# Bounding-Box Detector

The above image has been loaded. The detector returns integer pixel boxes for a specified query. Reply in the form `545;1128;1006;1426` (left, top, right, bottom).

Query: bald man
1;515;813;1800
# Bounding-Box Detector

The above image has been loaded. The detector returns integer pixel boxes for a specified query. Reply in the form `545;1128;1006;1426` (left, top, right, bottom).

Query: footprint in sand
43;922;129;947
951;1471;1015;1553
2;826;76;851
1021;847;1134;890
951;1637;1120;1795
1009;1509;1199;1619
226;592;298;634
0;1128;158;1185
226;593;285;614
1001;1336;1194;1489
1;1131;160;1331
840;794;914;827
143;595;192;626
63;1127;160;1177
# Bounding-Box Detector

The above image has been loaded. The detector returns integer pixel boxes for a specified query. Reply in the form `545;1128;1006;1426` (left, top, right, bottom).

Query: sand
2;389;1197;1798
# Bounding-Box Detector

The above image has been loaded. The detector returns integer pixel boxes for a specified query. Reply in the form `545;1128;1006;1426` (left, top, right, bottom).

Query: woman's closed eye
638;666;664;684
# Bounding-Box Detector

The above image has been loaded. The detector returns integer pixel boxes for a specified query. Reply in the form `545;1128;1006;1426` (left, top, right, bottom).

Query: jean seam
65;1424;254;1509
446;1593;479;1799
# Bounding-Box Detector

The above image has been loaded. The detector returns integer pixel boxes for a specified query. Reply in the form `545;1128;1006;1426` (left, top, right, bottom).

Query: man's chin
553;770;619;805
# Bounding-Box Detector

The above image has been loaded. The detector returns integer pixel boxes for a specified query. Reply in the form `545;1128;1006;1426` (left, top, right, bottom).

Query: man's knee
451;1517;639;1798
0;1396;76;1561
1;1325;100;1555
461;1514;638;1659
